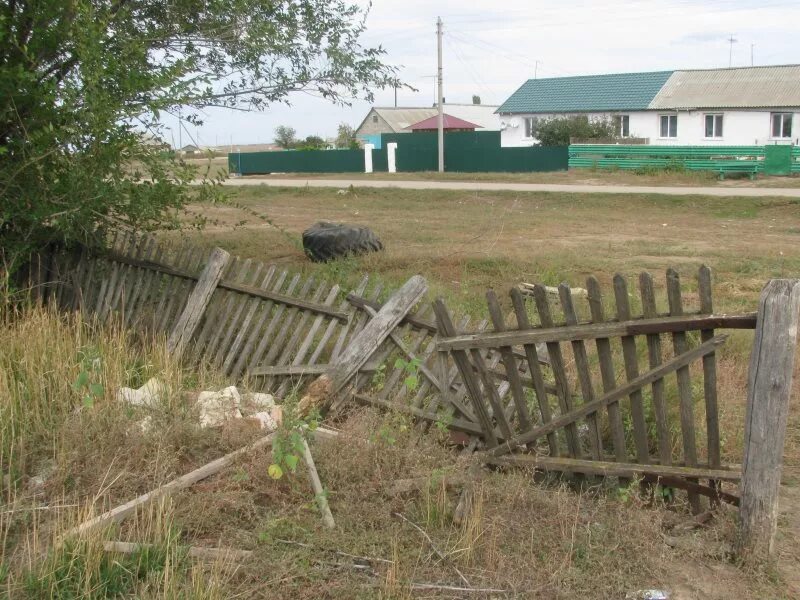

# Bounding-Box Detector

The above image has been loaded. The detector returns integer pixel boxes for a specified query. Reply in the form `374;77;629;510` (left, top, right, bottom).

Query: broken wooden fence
434;267;759;513
42;232;515;422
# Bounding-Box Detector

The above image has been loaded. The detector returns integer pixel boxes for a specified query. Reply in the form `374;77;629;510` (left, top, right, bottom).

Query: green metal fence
229;148;367;174
228;133;569;174
382;131;568;173
569;144;797;176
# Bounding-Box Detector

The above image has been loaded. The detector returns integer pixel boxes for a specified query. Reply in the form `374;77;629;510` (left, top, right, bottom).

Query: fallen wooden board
65;427;339;539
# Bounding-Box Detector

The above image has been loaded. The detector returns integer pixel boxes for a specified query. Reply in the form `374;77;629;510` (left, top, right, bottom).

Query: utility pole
534;60;539;79
728;34;737;68
751;43;755;66
437;16;444;173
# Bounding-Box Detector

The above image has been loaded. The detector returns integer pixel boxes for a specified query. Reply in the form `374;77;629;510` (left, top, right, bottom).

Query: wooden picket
433;267;759;511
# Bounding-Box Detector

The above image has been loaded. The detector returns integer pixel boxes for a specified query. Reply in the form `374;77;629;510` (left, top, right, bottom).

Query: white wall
499;110;800;147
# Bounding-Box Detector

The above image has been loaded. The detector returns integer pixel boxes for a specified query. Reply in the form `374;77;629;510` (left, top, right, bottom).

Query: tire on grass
302;221;383;263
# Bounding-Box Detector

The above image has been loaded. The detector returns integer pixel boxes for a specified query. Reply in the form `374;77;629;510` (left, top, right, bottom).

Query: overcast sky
163;0;800;148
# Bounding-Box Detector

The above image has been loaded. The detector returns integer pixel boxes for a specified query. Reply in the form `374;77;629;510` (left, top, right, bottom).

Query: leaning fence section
433;267;758;510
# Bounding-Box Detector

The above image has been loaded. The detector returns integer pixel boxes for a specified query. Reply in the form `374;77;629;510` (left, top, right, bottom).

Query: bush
536;116;618;146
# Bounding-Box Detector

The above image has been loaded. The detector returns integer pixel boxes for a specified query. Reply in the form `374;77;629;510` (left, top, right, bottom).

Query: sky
161;0;800;149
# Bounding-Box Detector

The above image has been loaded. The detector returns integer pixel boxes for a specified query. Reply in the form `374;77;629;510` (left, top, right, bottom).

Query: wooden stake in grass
738;279;800;559
301;439;335;529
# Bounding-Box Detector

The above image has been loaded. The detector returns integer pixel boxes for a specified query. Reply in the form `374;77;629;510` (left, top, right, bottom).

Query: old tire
302;221;383;263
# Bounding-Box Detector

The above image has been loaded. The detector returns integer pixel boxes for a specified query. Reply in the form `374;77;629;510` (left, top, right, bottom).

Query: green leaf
73;370;89;391
284;454;299;472
394;358;405;370
82;394;94;408
89;382;104;398
268;464;283;480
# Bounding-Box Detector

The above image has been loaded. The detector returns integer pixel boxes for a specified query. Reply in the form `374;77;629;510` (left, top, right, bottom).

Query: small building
355;104;501;147
497;65;800;147
407;114;481;132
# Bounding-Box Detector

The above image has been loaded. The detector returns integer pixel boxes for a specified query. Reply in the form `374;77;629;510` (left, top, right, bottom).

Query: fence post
738;279;800;558
167;247;231;356
387;142;398;173
363;143;374;173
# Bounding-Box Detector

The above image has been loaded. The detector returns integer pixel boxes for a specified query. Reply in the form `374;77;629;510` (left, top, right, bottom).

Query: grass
1;305;795;598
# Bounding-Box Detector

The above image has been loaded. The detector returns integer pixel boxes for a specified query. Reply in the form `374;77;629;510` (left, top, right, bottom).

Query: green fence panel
229;148;366;174
793;147;800;174
764;145;793;176
567;144;782;175
372;147;389;172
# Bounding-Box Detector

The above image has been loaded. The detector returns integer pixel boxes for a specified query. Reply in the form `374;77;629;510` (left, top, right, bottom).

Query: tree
335;123;358;149
535;116;618;146
274;126;298;149
1;1;399;278
472;95;481;105
299;135;326;150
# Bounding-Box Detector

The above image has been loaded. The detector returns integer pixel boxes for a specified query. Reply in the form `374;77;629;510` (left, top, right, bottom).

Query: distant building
355;104;501;147
408;114;481;132
496;65;800;147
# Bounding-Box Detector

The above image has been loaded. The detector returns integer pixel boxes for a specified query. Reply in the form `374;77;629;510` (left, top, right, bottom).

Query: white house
497;65;800;147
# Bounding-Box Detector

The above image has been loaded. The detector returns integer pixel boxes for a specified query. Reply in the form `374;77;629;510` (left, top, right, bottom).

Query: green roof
497;71;674;114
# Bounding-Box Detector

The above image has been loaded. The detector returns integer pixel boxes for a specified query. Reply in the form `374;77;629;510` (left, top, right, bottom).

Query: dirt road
220;176;800;197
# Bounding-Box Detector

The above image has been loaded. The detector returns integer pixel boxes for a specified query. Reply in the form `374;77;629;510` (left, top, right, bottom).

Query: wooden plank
230;269;290;379
485;455;740;482
245;273;302;377
510;288;559;456
330;278;374;361
698;265;721;485
433;299;498;447
221;266;277;376
558;283;603;460
155;243;196;333
531;285;582;458
273;281;332;396
105;250;348;321
260;276;317;389
666;268;702;514
124;237;158;327
638;272;673;466
354;393;487;437
97;230;126;321
202;257;249;363
347;293;437;333
65;432;277;538
613;274;651;464
106;232;138;319
738;279;800;558
251;364;330;377
309;276;370;365
167;248;231;356
194;255;242;355
379;306;435;401
486;290;531;432
436;312;757;351
327;276;427;395
214;260;264;367
585;276;628;464
167;248;208;334
291;285;340;367
490;335;727;457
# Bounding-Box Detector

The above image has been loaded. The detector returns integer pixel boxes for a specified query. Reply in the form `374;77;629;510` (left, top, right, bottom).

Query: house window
524;117;540;138
660;114;678;138
771;112;793;138
613;115;630;137
704;114;723;138
372;115;378;123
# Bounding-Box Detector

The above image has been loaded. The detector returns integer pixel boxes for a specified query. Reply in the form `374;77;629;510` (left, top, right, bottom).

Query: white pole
387;142;398;173
364;144;374;173
437;16;444;173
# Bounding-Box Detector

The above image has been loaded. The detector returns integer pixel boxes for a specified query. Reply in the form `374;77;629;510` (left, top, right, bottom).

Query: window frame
613;115;631;138
659;114;678;139
771;112;793;139
704;113;724;139
524;116;541;139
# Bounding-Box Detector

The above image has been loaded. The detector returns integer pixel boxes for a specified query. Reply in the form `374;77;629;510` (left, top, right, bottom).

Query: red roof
407;113;481;130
